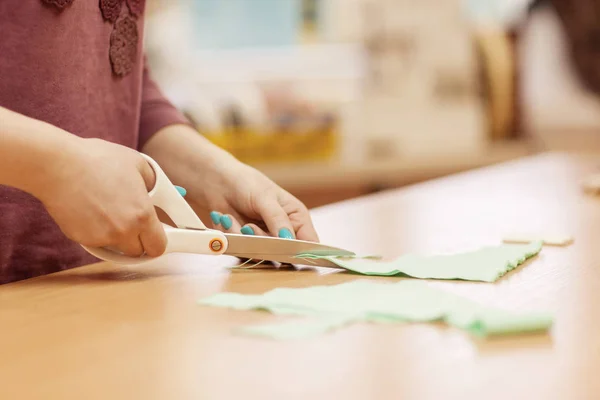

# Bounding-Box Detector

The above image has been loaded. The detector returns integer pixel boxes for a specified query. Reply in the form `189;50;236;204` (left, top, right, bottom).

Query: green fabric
296;241;543;282
199;280;553;340
240;316;355;340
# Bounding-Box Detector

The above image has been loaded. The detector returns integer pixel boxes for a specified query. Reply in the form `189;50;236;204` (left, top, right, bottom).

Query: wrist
0;106;87;201
22;124;84;201
143;124;239;179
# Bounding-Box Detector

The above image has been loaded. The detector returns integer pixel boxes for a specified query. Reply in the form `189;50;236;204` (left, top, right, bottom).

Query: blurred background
144;0;600;208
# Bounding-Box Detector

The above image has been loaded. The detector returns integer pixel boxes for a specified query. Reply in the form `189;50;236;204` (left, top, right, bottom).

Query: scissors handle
142;154;206;230
83;225;228;265
81;153;220;265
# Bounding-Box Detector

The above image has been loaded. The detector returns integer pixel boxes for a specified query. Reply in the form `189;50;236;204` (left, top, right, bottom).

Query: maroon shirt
0;0;189;284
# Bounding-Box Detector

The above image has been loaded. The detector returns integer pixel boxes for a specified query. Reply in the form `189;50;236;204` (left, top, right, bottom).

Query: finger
295;224;319;242
209;211;223;230
256;197;295;239
219;213;242;234
240;223;269;236
291;208;319;242
174;186;187;197
296;225;319;242
115;235;145;257
209;209;246;231
139;213;168;257
137;156;156;192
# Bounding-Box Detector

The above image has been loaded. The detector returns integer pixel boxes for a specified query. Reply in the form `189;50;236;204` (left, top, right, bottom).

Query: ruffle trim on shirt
41;0;75;9
104;0;145;77
109;14;139;77
39;0;145;78
100;0;123;23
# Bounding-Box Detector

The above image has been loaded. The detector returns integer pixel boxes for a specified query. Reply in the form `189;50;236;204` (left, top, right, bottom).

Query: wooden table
257;141;532;208
1;152;599;400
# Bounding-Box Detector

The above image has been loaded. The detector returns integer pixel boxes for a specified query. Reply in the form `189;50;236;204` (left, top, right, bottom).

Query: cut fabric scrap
296;241;543;282
199;280;553;340
502;234;573;246
240;316;356;340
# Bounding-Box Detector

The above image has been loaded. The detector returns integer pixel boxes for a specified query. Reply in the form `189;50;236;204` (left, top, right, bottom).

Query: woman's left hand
192;160;318;241
143;125;319;242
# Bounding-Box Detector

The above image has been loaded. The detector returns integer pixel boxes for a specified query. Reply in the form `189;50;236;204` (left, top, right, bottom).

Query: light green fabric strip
199;280;553;340
296;241;543;282
240;315;357;340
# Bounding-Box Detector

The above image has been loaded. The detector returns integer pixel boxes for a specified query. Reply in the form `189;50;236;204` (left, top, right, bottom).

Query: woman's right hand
36;137;167;258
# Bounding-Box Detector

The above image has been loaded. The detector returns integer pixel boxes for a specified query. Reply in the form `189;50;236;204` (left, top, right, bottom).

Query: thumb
256;197;295;239
137;156;156;192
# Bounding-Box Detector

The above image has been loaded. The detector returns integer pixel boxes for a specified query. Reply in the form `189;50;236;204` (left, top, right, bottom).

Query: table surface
256;141;531;189
1;152;599;400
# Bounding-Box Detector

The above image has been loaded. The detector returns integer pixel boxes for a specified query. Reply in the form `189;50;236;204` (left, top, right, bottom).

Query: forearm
0;106;79;197
141;124;237;199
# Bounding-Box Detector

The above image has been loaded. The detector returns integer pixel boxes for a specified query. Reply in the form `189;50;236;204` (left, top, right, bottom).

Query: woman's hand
142;125;319;242
194;160;318;241
0;107;167;257
37;138;167;257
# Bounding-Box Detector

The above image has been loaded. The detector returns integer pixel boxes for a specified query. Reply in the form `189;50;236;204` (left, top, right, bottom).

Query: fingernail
241;226;255;235
220;215;233;230
278;228;293;239
210;211;221;225
175;186;187;197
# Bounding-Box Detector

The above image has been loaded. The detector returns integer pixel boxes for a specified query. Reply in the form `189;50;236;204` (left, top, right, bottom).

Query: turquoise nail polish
278;228;293;239
210;211;221;225
241;226;255;235
220;215;233;230
175;186;187;197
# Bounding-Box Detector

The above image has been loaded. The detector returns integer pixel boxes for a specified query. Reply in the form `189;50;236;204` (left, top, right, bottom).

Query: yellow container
202;126;338;164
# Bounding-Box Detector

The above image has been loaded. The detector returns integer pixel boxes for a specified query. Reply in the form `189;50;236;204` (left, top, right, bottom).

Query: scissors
82;154;355;267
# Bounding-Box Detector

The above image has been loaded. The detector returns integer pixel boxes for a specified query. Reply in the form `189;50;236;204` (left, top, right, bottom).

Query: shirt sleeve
138;59;192;149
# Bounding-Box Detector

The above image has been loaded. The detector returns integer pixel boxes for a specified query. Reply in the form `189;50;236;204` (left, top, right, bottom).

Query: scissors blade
223;233;354;267
238;254;344;268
